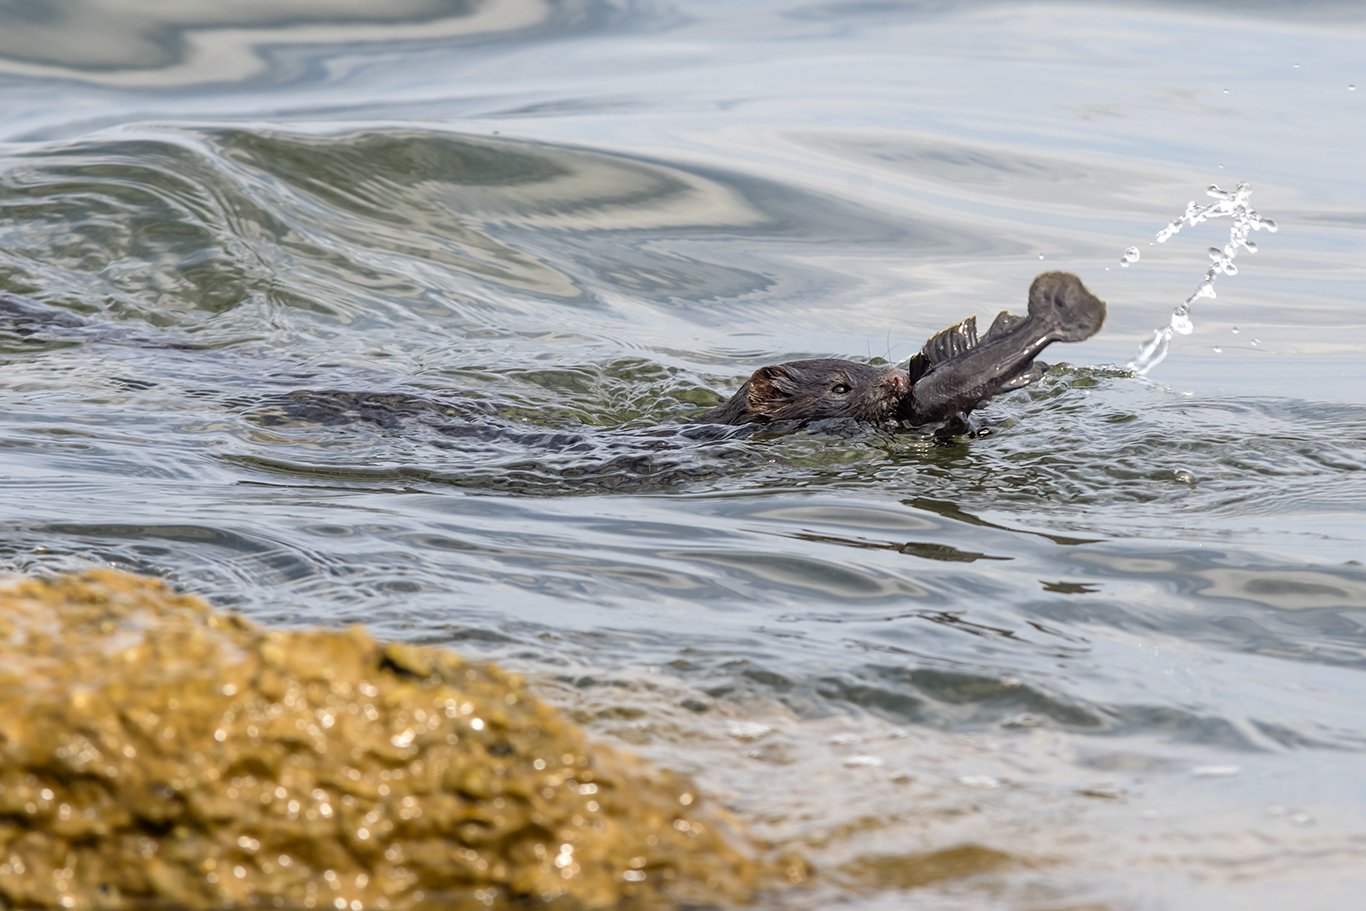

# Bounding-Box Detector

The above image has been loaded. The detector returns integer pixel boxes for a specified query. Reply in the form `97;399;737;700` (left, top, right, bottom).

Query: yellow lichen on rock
0;570;794;909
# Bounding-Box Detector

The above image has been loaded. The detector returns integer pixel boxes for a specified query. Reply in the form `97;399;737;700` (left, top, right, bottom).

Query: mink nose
886;368;910;394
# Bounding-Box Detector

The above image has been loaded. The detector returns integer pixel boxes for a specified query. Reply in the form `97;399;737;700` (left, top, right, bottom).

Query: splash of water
1127;182;1278;375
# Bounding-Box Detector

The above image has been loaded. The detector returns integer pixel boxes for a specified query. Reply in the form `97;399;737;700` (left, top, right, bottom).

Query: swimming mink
699;272;1106;428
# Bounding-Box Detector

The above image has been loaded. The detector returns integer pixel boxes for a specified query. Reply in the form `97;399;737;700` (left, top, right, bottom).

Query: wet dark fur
698;358;910;426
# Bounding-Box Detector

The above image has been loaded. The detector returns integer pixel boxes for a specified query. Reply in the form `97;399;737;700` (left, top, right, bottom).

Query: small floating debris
1077;785;1127;800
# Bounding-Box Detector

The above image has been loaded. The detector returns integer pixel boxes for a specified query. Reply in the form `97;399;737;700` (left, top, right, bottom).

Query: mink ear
747;364;790;408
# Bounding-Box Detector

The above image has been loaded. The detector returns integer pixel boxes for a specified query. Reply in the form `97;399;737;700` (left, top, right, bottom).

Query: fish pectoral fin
919;316;979;364
999;361;1047;391
983;309;1024;340
905;352;932;385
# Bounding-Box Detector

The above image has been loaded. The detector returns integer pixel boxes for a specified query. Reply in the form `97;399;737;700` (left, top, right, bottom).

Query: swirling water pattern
1;1;1365;908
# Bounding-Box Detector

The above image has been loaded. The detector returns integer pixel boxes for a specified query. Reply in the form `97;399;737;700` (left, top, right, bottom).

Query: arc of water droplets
1127;182;1278;374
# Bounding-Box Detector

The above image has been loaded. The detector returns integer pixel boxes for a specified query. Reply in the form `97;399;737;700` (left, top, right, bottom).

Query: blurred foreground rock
0;570;800;909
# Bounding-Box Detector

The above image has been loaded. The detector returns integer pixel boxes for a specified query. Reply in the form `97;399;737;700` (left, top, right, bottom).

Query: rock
0;570;800;909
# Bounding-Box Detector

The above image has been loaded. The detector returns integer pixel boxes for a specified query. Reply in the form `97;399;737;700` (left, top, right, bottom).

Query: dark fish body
898;272;1106;426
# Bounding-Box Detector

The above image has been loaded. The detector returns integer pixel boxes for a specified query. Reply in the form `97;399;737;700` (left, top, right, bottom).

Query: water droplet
1192;764;1240;778
1222;88;1230;94
959;775;1000;789
843;755;883;769
1037;253;1045;260
1128;328;1171;374
1212;346;1222;353
1231;326;1240;334
1292;63;1300;69
1250;338;1260;347
1120;246;1140;267
727;721;772;741
1133;182;1275;373
1350;84;1358;92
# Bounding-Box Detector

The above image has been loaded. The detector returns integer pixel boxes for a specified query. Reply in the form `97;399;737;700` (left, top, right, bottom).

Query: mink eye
831;382;851;395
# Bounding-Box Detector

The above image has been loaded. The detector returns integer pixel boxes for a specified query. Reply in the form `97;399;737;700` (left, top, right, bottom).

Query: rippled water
2;1;1365;908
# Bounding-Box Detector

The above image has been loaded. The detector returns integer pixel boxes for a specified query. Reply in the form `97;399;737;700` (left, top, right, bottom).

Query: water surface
2;2;1364;908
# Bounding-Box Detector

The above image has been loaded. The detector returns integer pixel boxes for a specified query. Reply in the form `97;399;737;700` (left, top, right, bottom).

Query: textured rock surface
0;570;799;909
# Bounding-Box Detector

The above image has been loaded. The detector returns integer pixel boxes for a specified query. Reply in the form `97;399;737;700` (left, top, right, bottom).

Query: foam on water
1128;183;1278;375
